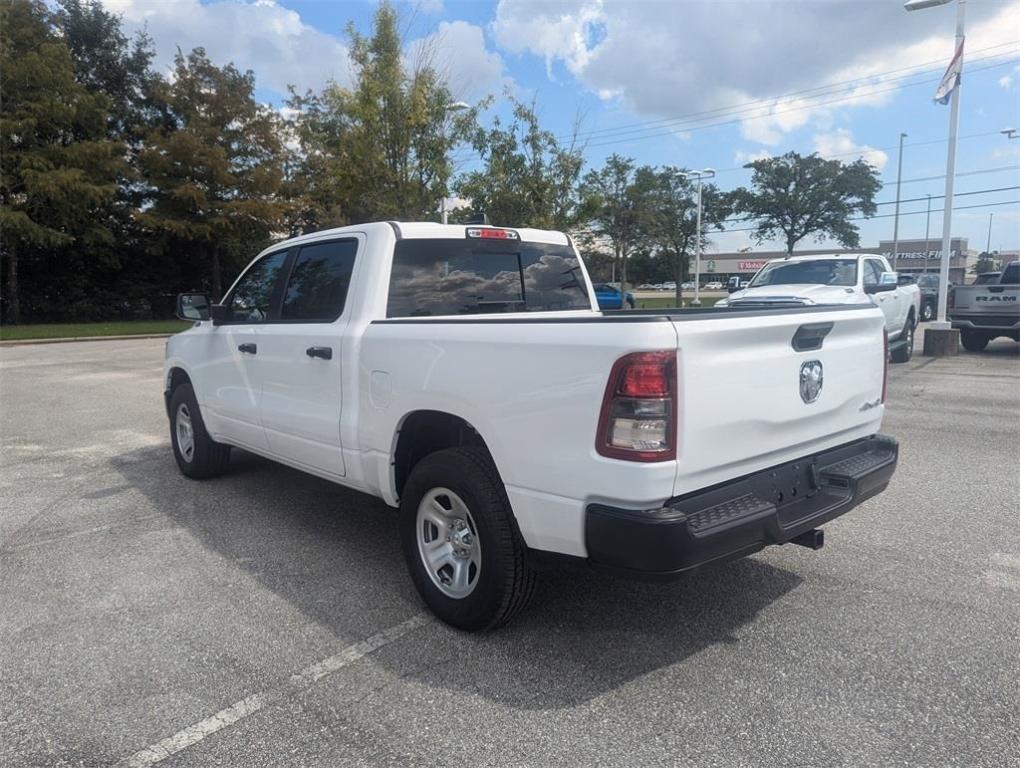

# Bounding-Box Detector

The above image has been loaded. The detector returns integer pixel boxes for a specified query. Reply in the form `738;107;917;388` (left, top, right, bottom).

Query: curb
0;333;176;347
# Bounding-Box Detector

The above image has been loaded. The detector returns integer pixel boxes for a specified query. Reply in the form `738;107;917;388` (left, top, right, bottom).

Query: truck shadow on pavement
113;445;803;710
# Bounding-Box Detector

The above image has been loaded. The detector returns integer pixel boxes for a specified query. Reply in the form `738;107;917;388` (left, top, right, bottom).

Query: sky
102;0;1020;255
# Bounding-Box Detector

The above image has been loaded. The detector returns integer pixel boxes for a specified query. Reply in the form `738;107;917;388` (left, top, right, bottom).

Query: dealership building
701;238;973;284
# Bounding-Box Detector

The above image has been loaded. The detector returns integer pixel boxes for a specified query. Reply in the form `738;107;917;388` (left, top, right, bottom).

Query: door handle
306;346;333;360
237;343;257;354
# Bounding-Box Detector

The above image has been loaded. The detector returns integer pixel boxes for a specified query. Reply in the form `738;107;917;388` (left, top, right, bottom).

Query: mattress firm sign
880;238;967;262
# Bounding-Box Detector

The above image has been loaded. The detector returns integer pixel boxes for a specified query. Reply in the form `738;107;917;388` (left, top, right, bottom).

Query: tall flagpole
934;0;964;327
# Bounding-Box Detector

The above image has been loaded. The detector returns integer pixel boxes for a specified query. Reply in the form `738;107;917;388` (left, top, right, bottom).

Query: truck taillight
596;351;677;461
882;329;889;404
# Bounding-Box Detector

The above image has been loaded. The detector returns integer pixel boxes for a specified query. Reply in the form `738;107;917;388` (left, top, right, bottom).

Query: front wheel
960;329;990;352
399;447;536;631
169;383;231;479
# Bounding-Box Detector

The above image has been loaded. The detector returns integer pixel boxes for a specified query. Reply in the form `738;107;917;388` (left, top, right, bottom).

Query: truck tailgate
951;285;1020;321
671;306;886;497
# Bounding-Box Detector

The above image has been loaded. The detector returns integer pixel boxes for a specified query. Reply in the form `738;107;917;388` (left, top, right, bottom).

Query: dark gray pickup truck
950;261;1020;351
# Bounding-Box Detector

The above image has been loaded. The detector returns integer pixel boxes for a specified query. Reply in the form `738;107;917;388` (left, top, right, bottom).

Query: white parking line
119;613;431;768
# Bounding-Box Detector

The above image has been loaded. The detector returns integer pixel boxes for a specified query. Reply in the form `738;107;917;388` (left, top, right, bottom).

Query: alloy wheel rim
416;487;481;599
175;403;195;463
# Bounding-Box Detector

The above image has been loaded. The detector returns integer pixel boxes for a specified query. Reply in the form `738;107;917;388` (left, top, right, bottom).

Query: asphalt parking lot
2;332;1018;767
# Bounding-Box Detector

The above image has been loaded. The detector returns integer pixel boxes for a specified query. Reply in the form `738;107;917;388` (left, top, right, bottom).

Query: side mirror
880;271;898;286
865;272;898;294
728;284;740;294
176;292;210;321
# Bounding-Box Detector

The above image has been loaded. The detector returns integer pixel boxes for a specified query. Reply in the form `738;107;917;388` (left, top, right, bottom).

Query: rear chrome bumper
585;434;898;579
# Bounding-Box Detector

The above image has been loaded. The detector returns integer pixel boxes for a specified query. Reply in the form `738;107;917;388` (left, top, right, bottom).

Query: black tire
399;447;536;631
169;383;231;479
921;300;935;322
960;329;990;353
890;314;915;363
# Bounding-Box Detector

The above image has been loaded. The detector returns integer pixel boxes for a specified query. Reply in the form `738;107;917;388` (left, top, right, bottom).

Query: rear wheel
169;383;231;479
921;300;934;322
399;447;536;631
960;329;990;352
890;315;915;363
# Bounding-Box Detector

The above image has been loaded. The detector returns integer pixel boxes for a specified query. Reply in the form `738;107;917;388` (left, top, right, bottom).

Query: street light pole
683;168;715;306
891;132;907;271
986;212;993;253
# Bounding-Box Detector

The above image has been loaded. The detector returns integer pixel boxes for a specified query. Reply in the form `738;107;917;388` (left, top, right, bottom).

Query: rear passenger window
280;240;358;321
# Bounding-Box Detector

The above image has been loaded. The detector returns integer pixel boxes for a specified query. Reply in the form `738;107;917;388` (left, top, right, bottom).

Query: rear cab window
1000;263;1019;285
386;238;591;318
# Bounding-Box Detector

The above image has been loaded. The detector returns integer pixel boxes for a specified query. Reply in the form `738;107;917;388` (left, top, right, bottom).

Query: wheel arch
164;366;193;417
392;410;499;502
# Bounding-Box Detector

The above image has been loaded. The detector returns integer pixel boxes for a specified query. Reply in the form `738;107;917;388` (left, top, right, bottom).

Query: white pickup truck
166;223;899;630
718;253;921;363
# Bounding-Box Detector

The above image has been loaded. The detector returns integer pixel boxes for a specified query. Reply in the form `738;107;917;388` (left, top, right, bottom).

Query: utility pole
986;212;993;253
891;132;907;270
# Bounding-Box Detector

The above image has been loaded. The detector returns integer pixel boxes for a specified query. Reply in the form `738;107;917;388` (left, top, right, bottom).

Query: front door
257;237;360;477
864;258;900;334
201;249;290;451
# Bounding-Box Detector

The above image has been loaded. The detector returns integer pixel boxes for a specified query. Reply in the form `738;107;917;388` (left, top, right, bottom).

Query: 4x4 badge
800;360;823;403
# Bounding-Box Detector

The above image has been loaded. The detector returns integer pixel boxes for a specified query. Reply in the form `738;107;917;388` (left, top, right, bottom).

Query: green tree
734;152;880;255
973;253;998;274
455;96;584;229
578;155;656;291
644;167;731;303
54;0;157;143
287;2;467;226
138;48;286;298
54;0;163;318
0;0;125;323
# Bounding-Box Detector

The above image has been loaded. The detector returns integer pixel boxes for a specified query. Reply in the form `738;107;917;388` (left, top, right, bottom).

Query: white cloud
408;21;509;100
415;0;445;14
999;63;1020;89
491;0;606;78
102;0;354;95
103;2;507;103
733;148;771;165
492;0;1020;143
812;129;889;171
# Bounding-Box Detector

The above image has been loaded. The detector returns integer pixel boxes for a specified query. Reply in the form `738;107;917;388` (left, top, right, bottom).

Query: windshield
387;239;592;317
749;259;858;288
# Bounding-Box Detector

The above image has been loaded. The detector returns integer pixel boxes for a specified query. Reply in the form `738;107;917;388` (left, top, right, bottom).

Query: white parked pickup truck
165;223;899;630
717;254;921;363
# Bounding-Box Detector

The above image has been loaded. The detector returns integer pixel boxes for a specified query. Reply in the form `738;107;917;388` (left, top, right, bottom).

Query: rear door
256;237;361;477
670;307;887;496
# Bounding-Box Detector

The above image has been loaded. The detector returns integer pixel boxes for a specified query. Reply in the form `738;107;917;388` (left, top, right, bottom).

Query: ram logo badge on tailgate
800;360;823;404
